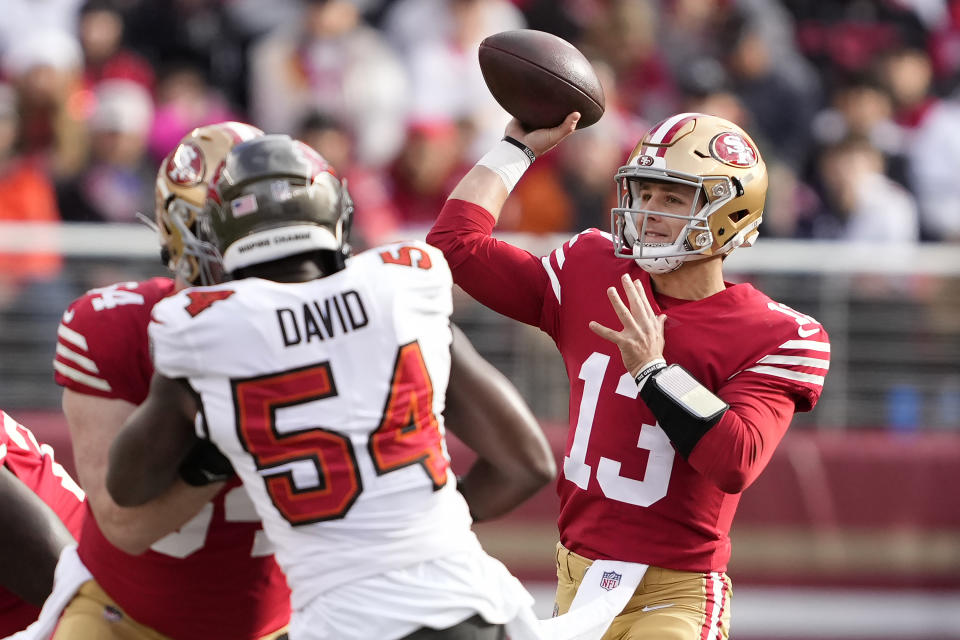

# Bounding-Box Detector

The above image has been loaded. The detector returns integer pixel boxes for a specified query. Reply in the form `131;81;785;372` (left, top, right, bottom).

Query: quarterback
427;111;830;639
0;411;84;636
49;122;292;640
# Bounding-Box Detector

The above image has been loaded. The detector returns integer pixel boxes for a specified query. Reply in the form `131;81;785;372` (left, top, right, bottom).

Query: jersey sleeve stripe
780;339;830;352
541;255;561;304
745;365;825;386
42;443;86;501
55;343;101;374
554;246;566;269
57;323;89;351
53;360;113;392
757;354;830;369
3;412;34;451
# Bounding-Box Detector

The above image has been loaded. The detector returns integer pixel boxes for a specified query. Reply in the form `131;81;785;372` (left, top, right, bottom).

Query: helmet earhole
727;209;748;223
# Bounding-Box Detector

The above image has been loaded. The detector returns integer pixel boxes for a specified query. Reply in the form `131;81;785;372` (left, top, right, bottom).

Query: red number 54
233;342;448;525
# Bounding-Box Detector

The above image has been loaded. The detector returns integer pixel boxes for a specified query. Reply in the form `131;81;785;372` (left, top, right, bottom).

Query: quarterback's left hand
589;273;666;376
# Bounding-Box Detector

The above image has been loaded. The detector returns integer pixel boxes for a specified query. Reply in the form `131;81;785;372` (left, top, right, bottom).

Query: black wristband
503;136;536;164
179;438;236;486
634;360;668;387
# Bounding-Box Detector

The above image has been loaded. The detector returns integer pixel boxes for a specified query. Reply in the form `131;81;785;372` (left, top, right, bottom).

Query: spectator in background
3;29;88;177
514;0;587;44
0;84;60;222
248;0;408;167
720;6;821;173
56;79;155;222
678;60;752;126
147;62;242;162
927;0;960;94
0;0;83;62
881;46;960;241
813;135;920;242
658;0;737;88
122;0;249;111
383;0;523;55
787;0;927;79
297;109;400;248
578;0;678;123
383;0;525;156
384;118;471;229
78;0;154;94
810;72;908;186
0;84;63;308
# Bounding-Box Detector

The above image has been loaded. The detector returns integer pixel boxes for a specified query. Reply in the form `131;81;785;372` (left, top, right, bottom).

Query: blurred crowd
2;0;960;295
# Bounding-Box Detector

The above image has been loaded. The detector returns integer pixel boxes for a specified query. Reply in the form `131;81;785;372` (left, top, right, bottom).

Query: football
479;29;605;130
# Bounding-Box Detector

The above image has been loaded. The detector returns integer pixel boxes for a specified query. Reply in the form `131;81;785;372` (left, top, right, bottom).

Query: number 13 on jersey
564;352;675;507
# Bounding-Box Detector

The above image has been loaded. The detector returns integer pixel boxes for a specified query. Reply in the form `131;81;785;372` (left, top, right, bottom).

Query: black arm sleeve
639;364;728;459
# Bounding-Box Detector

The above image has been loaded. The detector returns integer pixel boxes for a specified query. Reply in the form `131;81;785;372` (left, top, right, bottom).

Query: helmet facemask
161;195;225;286
612;171;740;274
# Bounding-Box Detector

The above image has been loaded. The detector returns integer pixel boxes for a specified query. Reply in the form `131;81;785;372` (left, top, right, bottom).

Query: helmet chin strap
632;242;713;274
633;253;684;274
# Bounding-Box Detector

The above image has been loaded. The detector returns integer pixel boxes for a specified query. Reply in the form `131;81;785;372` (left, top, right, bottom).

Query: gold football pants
554;543;732;640
51;580;289;640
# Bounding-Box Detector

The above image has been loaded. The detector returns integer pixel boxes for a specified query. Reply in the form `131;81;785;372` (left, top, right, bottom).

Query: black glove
179;438;235;486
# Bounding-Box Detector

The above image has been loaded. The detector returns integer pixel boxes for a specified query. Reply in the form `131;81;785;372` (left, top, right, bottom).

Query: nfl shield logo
600;570;622;591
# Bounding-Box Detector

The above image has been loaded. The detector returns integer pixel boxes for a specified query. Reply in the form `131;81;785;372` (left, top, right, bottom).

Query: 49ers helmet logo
165;142;205;186
709;132;758;168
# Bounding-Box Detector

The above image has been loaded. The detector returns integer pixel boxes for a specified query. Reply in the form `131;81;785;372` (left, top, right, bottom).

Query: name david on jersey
276;289;369;346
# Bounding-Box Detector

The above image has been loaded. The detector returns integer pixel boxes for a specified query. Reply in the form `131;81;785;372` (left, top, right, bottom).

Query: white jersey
149;242;498;624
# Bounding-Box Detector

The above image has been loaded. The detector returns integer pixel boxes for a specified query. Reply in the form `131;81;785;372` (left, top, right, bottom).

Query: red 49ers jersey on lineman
149;242;489;615
0;411;85;636
428;200;830;572
53;277;291;640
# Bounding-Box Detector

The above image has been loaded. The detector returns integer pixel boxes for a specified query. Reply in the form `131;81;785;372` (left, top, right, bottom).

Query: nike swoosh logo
641;603;675;612
797;326;820;338
62;309;75;323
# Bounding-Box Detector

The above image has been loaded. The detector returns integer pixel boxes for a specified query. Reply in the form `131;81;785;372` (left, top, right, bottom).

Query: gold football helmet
155;121;264;284
611;112;768;274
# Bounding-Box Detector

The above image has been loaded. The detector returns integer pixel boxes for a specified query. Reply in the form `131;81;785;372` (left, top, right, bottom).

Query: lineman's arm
0;466;75;606
66;385;221;555
106;374;216;515
444;324;556;521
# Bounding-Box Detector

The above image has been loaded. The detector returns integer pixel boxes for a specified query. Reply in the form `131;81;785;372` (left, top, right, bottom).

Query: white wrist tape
633;357;668;390
476;139;533;193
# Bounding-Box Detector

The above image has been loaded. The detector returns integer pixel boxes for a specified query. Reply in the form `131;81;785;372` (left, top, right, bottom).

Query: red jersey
0;411;85;636
53;277;291;640
428;200;830;572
